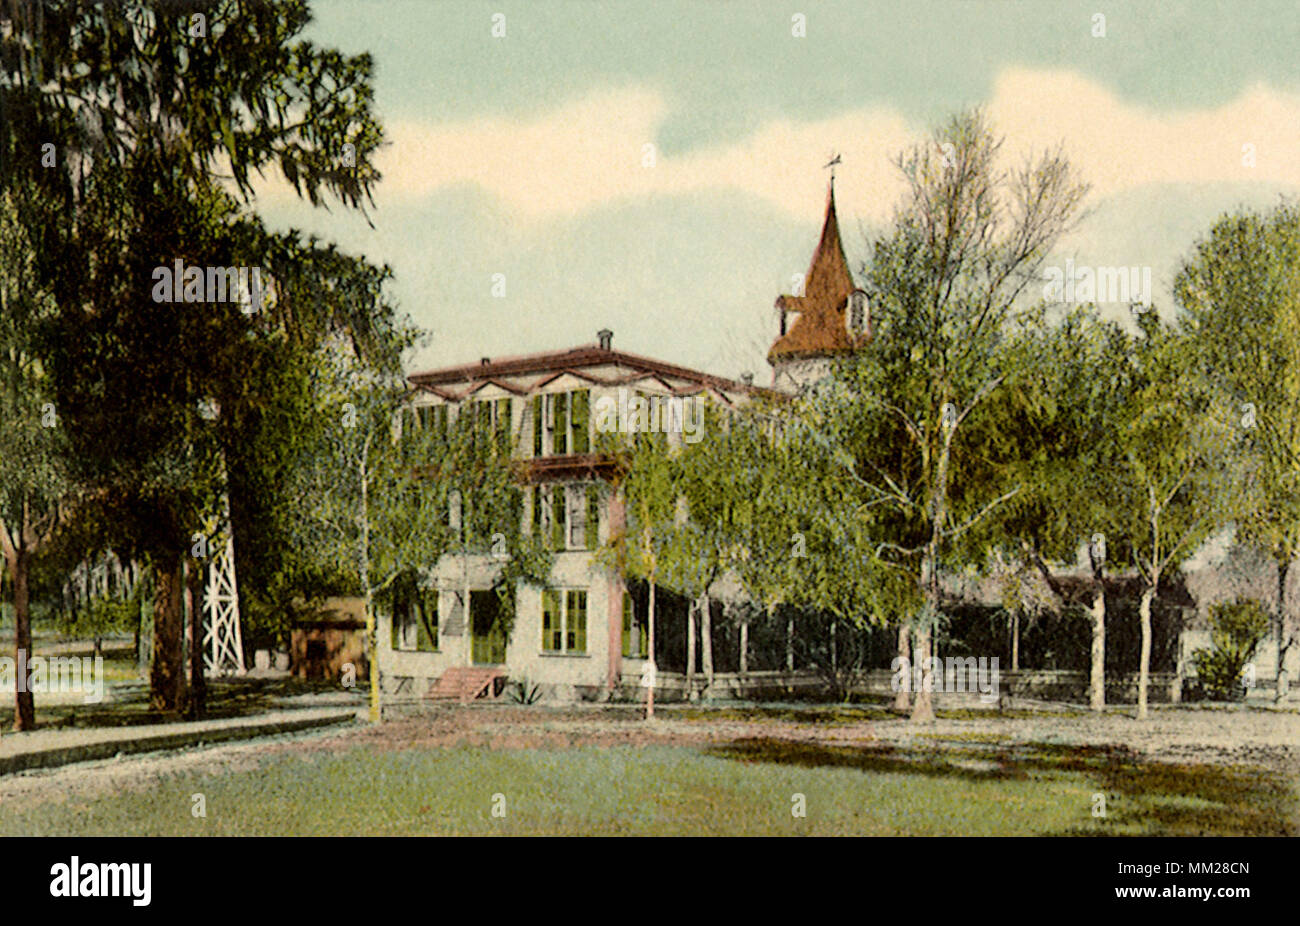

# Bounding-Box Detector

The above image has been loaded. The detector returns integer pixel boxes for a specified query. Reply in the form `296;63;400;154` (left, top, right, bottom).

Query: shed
290;597;369;683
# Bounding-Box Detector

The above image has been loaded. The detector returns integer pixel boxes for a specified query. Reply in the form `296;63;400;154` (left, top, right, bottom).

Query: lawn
2;709;1293;836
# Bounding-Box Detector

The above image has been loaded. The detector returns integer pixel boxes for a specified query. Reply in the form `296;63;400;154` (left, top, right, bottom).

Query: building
290;596;369;683
375;182;874;704
378;330;761;702
768;182;869;392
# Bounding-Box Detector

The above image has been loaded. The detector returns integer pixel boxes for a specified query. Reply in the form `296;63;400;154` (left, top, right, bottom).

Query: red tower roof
768;182;865;363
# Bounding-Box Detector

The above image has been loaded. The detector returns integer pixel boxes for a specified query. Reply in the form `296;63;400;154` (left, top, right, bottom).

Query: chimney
740;372;754;386
597;329;613;350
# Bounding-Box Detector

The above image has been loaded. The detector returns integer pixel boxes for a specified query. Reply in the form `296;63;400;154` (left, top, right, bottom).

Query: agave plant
509;677;544;705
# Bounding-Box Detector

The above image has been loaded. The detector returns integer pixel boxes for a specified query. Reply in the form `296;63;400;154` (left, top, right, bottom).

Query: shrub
1190;598;1271;700
508;677;543;705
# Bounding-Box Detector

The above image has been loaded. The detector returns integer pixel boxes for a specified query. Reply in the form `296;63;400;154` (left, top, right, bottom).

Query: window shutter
542;590;562;651
585;484;600;550
551;485;566;549
496;397;512;450
532;396;543;456
416;591;438;652
554;393;568;455
571;389;589;453
567;590;587;653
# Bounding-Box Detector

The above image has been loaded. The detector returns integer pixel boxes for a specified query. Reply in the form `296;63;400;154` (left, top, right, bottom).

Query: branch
942;485;1021;539
956;373;1005;429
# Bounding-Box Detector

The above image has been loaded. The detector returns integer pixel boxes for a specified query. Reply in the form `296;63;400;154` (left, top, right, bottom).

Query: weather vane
824;152;842;181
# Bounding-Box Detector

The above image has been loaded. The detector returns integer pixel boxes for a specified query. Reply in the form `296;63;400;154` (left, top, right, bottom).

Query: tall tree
1175;202;1300;699
995;306;1136;710
1109;312;1256;718
797;110;1088;721
2;0;387;711
0;188;70;730
294;348;551;721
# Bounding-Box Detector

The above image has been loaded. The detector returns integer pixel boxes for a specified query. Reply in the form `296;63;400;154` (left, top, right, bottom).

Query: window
849;290;867;334
534;484;600;550
542;589;588;654
407;404;448;444
471;397;512;451
391;579;438;652
622;592;647;658
531;390;590;457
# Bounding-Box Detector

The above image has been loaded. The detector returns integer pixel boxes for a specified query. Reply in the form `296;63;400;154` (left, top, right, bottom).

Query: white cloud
254;69;1300;231
987;68;1300;198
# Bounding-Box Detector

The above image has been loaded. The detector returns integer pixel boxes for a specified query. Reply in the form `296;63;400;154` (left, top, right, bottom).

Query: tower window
849;290;867;334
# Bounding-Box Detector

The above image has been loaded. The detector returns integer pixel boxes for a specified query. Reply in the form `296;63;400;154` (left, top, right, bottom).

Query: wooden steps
426;666;508;703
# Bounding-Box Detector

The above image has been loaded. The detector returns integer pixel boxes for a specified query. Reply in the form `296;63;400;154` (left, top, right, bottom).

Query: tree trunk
911;619;935;722
1010;610;1019;671
1089;586;1106;712
739;617;748;676
893;622;911;712
911;551;938;723
186;558;206;720
1137;585;1154;719
133;600;141;665
1276;557;1290;702
646;576;656;720
11;548;35;731
784;608;795;695
700;592;714;698
685;598;696;701
150;556;186;713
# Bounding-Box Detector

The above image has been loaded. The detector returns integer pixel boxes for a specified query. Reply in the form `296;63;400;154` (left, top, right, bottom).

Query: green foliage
288;347;551;638
0;187;70;546
59;583;143;645
508;677;544;705
1191;598;1271;700
1175;202;1300;563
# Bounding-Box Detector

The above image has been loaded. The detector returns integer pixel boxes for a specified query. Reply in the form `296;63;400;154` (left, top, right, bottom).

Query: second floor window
532;483;600;550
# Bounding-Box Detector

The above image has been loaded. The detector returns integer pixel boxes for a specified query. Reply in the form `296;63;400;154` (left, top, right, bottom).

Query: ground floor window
622;591;647;657
391;576;438;652
542;589;587;653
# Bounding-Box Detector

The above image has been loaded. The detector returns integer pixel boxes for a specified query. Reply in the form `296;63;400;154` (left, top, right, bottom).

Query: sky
253;0;1300;382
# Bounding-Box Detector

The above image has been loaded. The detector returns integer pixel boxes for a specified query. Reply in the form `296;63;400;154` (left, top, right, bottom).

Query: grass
2;732;1292;836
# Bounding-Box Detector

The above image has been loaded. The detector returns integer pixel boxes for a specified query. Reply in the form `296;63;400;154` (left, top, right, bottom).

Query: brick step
426;667;508;703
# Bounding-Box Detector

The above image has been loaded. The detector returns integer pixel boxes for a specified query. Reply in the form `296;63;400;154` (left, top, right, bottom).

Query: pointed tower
768;181;868;392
